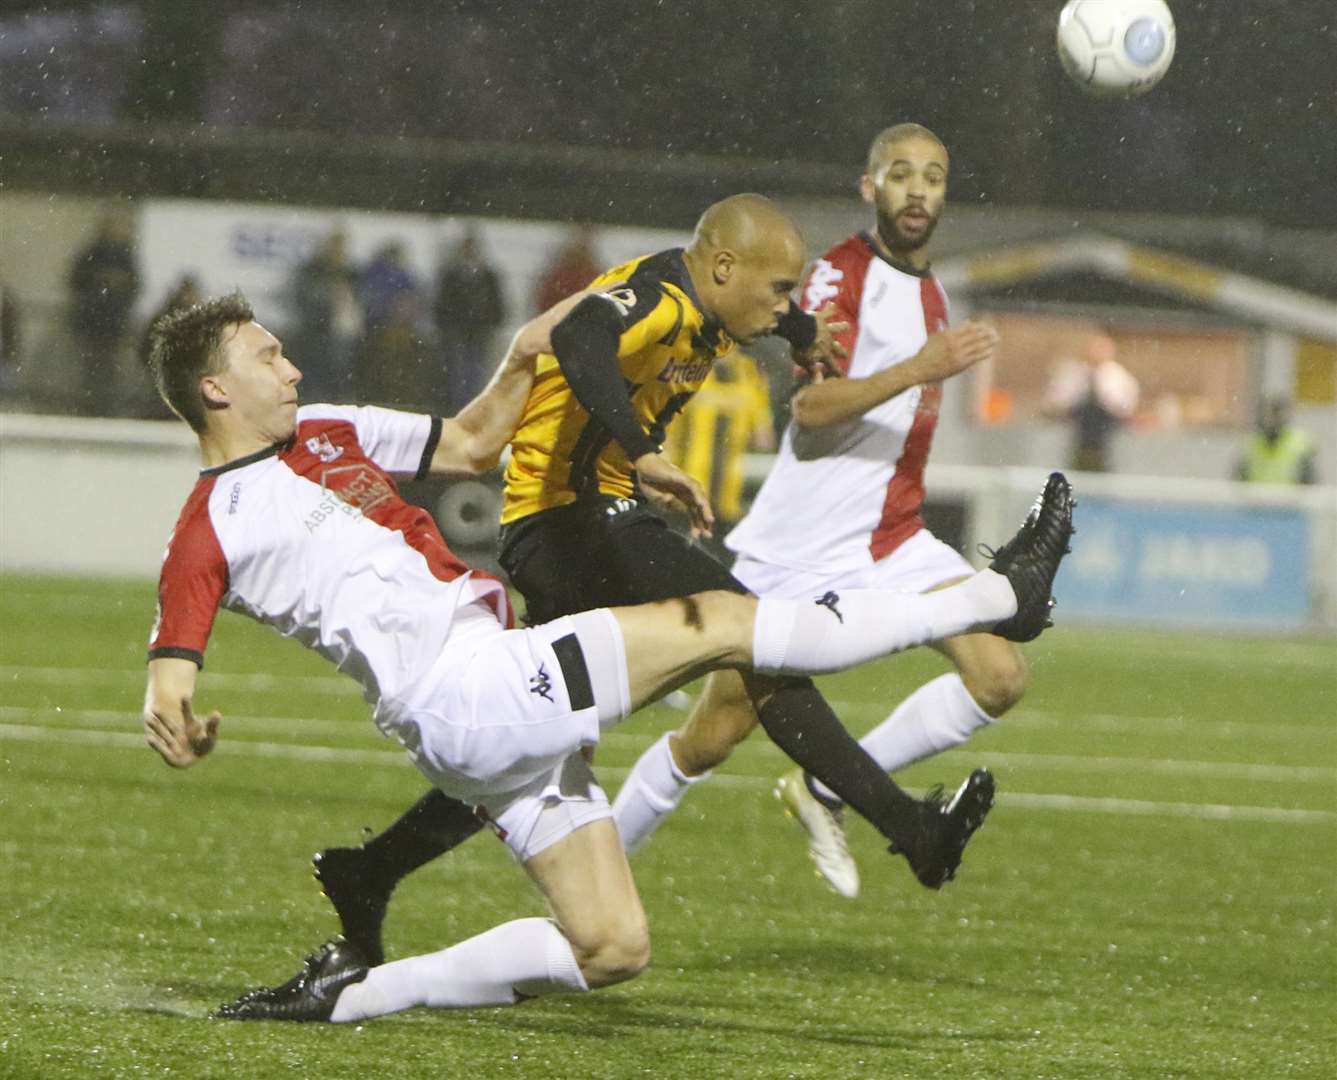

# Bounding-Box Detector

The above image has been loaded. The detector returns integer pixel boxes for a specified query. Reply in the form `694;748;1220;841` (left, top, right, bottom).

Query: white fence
3;414;1334;632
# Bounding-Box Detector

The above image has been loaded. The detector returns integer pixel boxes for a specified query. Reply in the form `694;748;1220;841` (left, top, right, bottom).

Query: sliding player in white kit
142;285;1070;1023
613;124;1049;899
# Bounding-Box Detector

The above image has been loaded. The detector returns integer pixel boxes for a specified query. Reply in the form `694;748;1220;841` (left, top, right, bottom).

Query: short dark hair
148;291;254;432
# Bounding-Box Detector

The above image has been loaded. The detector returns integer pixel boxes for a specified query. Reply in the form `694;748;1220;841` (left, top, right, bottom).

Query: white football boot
774;769;860;899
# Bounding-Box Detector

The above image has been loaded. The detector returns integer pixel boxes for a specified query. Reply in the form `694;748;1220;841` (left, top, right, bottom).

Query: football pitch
1;574;1332;1079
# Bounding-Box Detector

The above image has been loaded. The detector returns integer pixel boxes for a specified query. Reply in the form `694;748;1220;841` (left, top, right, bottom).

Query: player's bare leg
671;670;759;776
220;818;641;1022
611;669;757;852
522;819;650;988
325;818;643;1021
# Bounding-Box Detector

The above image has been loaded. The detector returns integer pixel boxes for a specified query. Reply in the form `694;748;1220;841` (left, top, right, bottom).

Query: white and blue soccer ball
1056;0;1176;97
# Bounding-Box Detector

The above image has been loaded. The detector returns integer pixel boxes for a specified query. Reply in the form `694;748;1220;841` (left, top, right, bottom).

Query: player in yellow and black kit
495;246;754;621
309;196;998;967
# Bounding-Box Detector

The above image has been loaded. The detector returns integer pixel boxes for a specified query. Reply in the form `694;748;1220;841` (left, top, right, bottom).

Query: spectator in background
434;228;506;415
68;211;141;415
1042;332;1139;472
136;273;203;417
0;281;22;398
534;226;599;314
140;274;202;364
1236;397;1318;485
290;229;363;404
357;242;428;407
360;241;419;333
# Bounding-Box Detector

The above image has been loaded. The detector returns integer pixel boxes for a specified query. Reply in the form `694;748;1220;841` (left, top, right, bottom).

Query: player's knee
662;590;756;664
672;719;748;774
967;649;1029;717
576;916;651;988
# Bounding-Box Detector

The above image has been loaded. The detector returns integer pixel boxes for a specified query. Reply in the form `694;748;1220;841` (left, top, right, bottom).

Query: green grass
1;574;1333;1079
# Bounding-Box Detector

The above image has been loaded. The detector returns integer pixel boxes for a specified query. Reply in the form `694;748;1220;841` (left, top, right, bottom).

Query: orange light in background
978;386;1013;425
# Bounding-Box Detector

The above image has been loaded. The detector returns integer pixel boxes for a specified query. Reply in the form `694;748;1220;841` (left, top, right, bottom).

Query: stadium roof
936;235;1337;343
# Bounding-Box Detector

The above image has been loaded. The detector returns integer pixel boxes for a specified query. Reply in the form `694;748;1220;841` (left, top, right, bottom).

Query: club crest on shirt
595;287;637;317
803;259;842;309
305;432;344;464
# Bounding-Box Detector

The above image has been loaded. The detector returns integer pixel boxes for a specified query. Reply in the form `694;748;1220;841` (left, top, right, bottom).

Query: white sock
810;674;994;802
329;917;588;1022
611;732;711;854
751;572;1016;676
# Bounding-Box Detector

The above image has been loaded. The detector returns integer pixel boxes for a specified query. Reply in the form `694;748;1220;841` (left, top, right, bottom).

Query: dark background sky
2;0;1335;227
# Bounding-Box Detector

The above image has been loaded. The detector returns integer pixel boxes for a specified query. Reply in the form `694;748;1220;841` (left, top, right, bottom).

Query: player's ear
858;174;876;205
200;374;229;410
713;249;736;285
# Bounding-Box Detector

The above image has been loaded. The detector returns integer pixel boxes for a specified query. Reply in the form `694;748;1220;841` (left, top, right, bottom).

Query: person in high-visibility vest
1236;397;1317;485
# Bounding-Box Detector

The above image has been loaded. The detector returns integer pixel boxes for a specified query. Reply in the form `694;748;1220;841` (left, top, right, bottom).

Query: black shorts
497;496;748;625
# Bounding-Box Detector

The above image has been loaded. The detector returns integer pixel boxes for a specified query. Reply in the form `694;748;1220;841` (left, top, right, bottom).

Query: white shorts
381;608;631;808
479;752;613;863
731;527;975;600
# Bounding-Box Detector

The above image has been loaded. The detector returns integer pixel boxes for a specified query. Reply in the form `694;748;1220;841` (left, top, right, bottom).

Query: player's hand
913;321;999;382
633;452;715;539
144;697;221;769
793;304;848;381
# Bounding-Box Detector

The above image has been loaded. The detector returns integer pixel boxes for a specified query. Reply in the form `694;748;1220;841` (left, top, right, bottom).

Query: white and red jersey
725;233;949;573
148;404;511;713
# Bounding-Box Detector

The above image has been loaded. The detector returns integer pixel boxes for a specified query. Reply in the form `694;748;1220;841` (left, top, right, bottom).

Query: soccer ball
1056;0;1176;97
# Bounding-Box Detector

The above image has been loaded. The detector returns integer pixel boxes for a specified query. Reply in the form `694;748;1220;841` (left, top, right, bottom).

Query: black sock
756;678;919;845
356;789;484;891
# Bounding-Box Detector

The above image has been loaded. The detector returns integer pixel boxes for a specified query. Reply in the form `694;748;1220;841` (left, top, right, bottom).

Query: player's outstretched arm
791;320;998;428
143;657;220;769
430;289;594;477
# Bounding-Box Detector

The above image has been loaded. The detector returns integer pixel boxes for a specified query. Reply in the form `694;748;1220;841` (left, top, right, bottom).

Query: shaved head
682;193;807;344
689;193;803;265
866;123;947;177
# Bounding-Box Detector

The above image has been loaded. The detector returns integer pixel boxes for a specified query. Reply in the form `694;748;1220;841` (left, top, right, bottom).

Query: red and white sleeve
296;404;441;479
147;481;228;668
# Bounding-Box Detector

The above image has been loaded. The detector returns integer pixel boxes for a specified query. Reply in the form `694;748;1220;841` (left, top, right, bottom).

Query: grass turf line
1;574;1333;1079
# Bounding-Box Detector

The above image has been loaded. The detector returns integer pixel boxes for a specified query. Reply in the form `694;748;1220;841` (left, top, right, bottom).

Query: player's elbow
432;422;501;478
789;386;835;429
460;435;502;476
509;316;553;362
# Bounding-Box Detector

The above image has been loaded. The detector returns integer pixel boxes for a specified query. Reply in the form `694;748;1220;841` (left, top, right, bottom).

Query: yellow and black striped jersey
502;249;735;524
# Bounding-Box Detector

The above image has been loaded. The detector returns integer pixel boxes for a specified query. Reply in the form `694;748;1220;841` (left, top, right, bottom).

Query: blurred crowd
0;214;1320;490
2;218;616;424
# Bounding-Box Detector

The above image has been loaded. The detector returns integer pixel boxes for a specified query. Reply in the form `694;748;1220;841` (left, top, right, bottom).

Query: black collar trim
200;438;291;477
655;248;725;347
861;232;932;278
